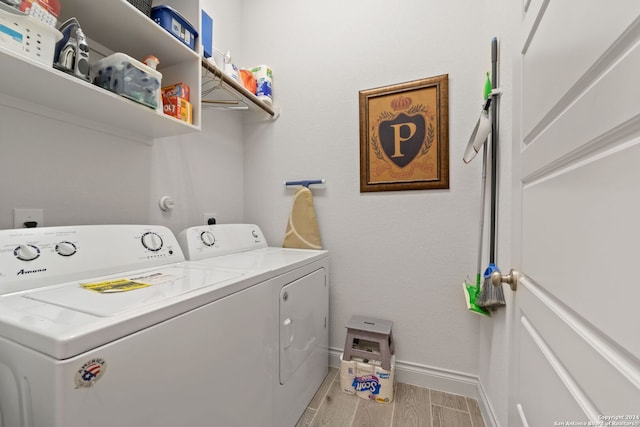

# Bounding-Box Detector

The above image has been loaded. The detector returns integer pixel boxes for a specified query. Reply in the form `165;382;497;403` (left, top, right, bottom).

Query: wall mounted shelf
0;0;201;142
201;59;278;119
0;46;198;141
0;0;276;144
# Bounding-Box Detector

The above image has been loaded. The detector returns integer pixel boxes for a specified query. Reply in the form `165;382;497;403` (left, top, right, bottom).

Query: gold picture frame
359;74;449;192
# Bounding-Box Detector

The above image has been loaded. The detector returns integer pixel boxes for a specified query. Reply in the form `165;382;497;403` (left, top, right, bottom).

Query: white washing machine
177;224;329;427
0;225;291;427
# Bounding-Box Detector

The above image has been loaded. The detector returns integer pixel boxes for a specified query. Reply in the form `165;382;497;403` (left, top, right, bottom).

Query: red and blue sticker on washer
74;358;107;388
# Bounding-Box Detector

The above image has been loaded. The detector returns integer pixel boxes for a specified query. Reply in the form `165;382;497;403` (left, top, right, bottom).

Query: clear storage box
91;52;162;110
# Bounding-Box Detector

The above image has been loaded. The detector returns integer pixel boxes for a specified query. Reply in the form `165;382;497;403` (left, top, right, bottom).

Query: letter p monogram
389;122;417;158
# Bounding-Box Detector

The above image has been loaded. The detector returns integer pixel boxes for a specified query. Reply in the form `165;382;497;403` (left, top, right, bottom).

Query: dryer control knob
141;232;163;252
200;231;216;247
56;241;77;257
14;244;40;261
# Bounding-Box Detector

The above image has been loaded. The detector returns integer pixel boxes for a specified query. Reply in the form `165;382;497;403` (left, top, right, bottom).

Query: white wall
0;100;151;229
0;104;245;236
0;1;514;424
237;3;512;420
149;108;245;234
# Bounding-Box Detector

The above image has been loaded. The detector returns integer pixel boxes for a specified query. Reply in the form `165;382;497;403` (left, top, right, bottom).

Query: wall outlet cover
13;208;44;228
203;212;216;225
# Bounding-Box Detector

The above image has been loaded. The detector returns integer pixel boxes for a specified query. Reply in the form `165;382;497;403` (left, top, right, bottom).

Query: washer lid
0;264;251;359
24;266;241;317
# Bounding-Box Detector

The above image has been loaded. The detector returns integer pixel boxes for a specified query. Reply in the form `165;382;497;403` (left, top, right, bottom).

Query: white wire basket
0;3;62;66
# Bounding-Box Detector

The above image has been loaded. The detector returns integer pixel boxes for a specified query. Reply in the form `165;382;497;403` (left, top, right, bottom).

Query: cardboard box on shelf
161;83;192;123
163;97;192;124
162;82;190;102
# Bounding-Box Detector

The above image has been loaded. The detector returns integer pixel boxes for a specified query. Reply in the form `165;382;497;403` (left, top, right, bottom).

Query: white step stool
343;315;395;371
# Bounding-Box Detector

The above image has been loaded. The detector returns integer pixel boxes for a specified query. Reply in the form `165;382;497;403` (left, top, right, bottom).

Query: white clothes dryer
0;225;280;427
177;224;329;427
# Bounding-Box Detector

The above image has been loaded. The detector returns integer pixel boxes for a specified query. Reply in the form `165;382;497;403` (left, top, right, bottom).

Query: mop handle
489;37;499;264
476;144;488;285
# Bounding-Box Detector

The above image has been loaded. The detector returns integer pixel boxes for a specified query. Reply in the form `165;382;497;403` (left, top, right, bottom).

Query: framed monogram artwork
359;74;449;192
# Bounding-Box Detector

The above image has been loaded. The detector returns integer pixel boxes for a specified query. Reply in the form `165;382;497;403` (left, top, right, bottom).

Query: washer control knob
14;244;40;261
56;241;77;257
141;232;163;252
200;231;216;247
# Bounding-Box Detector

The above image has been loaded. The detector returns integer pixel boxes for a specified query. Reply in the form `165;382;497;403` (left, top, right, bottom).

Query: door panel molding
522;37;640;180
521;142;640;358
518;316;588;425
516;404;529;427
522;117;640;185
521;280;640;413
520;314;597;420
521;0;549;55
521;2;640;142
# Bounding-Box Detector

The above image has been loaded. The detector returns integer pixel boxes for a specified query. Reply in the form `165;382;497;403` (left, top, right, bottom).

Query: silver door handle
491;269;519;291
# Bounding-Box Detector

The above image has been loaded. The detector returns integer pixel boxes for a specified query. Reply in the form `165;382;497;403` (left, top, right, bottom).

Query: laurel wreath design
378;111;395;120
421;122;435;157
407;104;426;115
370;126;386;161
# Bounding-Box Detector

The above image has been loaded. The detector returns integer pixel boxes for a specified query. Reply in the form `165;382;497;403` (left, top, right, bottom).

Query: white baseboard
328;348;499;427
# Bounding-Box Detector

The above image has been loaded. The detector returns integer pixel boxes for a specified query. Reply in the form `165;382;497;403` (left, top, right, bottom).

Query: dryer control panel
0;225;184;295
177;224;267;260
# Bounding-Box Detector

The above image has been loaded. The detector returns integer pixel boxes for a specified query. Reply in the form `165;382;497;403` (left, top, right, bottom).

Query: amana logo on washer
16;268;47;276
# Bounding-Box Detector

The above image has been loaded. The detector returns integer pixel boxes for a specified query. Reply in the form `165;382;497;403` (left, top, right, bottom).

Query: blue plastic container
151;5;198;50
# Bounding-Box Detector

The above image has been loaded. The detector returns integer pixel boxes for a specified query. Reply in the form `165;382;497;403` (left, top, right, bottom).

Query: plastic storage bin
151;5;197;50
92;52;162;110
0;2;62;66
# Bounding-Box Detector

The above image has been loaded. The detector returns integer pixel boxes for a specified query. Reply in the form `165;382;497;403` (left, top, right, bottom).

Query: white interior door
510;1;640;425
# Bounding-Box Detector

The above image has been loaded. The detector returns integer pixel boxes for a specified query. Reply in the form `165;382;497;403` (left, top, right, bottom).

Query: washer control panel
0;225;184;294
177;224;267;261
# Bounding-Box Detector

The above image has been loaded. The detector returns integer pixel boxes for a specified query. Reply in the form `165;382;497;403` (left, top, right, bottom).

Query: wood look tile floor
296;368;485;427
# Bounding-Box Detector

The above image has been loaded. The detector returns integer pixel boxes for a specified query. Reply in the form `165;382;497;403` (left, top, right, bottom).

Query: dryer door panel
279;268;328;385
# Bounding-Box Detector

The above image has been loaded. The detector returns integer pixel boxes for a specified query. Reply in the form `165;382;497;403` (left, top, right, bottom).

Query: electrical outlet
13;208;44;228
203;212;217;225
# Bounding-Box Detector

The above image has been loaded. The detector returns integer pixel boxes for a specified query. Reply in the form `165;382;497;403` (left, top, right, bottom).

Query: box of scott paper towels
340;353;395;403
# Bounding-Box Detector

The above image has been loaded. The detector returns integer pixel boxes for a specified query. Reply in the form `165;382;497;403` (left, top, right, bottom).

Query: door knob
491;269;519;291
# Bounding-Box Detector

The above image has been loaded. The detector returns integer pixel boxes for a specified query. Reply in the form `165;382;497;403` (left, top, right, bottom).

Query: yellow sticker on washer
80;279;152;293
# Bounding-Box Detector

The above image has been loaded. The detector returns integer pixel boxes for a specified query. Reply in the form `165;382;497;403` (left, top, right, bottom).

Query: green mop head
462;275;491;317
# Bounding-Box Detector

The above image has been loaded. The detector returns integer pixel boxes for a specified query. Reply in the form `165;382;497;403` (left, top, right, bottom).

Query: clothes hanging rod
284;179;325;188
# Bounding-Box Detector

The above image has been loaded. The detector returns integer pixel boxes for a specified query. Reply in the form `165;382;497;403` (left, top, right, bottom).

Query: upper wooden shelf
201;60;278;119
